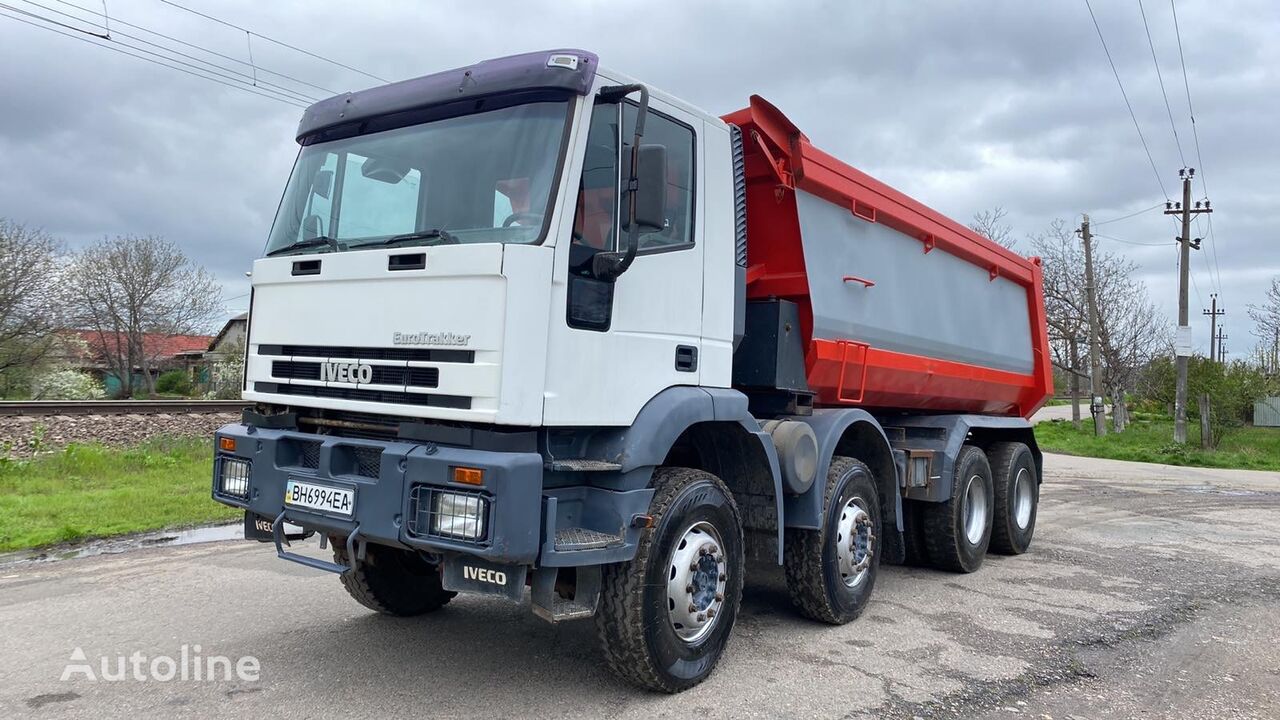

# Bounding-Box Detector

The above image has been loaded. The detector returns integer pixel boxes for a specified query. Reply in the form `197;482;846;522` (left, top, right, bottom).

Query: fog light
431;491;488;541
217;456;251;500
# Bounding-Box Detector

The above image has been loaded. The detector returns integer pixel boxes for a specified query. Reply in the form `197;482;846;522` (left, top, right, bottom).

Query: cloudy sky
2;0;1276;355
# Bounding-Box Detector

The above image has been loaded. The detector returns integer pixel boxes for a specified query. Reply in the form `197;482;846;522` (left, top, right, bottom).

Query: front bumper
211;424;544;563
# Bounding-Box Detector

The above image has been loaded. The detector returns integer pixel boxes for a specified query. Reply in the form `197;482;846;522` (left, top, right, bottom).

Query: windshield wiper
266;236;342;257
350;229;460;249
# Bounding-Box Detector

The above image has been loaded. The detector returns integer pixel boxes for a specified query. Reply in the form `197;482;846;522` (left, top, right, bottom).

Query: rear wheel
922;445;993;573
987;441;1039;555
784;457;881;624
595;467;744;693
334;543;455;616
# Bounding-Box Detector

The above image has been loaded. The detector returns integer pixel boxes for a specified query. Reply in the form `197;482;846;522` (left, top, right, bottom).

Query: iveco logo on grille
320;362;372;384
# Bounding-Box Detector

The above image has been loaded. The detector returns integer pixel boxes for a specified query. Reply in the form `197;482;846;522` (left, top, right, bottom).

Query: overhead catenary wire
1137;0;1186;167
46;0;339;96
12;0;321;104
158;0;388;84
1083;0;1170;201
0;8;308;107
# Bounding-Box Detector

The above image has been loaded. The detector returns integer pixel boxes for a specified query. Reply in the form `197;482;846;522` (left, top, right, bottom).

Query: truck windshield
265;101;570;255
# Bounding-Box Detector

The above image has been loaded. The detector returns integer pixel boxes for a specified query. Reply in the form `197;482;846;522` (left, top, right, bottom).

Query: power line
1083;0;1170;200
46;0;338;96
1172;0;1218;293
1092;202;1165;226
1137;0;1186;167
1093;232;1175;247
158;0;388;84
0;8;307;107
11;0;319;104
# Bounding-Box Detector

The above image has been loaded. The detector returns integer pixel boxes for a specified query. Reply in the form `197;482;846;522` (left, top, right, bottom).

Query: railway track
0;400;249;417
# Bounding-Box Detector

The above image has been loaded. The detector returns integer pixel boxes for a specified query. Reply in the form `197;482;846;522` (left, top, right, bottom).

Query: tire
987;441;1038;555
784;457;882;624
595;467;745;693
900;498;929;567
922;445;993;573
334;542;455;616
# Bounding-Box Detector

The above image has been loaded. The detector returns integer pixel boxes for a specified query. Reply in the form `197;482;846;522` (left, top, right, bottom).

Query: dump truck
212;49;1053;692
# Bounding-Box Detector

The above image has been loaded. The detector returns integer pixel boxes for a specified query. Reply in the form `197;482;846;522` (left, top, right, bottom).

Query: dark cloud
1;0;1276;354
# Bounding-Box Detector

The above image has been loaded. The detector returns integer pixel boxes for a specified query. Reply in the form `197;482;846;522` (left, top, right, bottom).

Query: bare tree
64;235;222;397
0;219;64;395
1029;219;1167;431
1029;219;1086;426
969;206;1017;250
1249;277;1280;373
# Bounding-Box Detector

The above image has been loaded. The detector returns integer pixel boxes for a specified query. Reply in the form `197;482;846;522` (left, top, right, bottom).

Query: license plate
284;480;355;518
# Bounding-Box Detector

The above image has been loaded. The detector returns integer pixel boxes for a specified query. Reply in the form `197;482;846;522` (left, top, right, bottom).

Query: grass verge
0;437;238;553
1035;414;1280;472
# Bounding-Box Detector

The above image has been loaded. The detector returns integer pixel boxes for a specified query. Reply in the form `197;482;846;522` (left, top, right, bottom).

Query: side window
571;102;620;251
622;104;695;251
334;154;421;240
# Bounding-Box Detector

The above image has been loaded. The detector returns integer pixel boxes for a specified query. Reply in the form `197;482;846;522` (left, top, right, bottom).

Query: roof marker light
547;54;579;70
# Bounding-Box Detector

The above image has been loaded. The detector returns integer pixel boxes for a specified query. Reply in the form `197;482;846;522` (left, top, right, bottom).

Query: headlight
217;456;251;500
430;490;488;542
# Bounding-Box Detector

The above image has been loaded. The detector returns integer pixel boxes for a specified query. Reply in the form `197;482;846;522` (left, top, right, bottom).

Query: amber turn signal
452;467;484;485
218;437;236;452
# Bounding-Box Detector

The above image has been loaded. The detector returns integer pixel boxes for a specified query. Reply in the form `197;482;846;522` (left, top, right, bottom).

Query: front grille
215;455;250;501
407;485;490;544
352;446;381;478
271;360;439;388
258;344;474;364
255;382;471;410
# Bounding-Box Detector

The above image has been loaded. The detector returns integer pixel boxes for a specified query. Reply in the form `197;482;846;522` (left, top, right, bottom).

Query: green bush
155;369;194;396
30;369;106;400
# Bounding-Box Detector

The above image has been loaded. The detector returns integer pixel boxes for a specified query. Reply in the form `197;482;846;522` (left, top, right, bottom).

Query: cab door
542;95;705;427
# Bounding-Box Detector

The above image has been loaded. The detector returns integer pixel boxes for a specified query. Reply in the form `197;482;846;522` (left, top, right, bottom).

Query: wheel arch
787;409;904;565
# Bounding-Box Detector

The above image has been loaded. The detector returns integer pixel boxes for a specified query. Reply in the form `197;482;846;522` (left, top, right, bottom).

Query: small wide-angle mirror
312;169;333;200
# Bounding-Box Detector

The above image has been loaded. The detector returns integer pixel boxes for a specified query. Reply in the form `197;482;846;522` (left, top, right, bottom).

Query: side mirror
301;214;323;240
624;144;668;233
312;169;333;200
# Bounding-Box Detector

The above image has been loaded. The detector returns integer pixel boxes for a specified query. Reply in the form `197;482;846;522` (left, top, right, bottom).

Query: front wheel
595;467;744;693
334;543;455;616
784;457;881;624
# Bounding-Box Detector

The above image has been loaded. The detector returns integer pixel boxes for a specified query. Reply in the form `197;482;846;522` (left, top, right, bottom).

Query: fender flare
784;408;901;534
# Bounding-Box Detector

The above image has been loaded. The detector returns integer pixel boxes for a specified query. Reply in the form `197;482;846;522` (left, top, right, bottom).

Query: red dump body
722;97;1053;419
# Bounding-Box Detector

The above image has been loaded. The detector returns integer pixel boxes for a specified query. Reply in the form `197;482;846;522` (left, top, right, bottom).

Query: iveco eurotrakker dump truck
212;49;1053;692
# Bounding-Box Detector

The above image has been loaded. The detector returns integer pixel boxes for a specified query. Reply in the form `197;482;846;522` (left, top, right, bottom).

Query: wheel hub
962;473;988;545
1013;467;1033;529
666;521;728;643
836;498;875;588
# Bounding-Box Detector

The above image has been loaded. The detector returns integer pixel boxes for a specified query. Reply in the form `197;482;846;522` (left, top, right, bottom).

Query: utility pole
1164;168;1212;444
1079;215;1106;437
1202;294;1224;363
1215;328;1228;362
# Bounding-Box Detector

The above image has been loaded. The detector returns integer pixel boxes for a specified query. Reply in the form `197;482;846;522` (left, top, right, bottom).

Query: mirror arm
594;83;649;282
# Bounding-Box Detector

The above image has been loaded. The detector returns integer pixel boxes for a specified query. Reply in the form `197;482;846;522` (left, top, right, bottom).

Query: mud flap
244;511;310;543
441;556;527;601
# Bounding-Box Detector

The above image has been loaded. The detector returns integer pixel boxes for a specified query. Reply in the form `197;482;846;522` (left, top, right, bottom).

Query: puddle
0;523;244;568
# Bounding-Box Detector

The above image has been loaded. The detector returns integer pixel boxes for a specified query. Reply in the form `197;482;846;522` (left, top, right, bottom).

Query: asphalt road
2;453;1279;719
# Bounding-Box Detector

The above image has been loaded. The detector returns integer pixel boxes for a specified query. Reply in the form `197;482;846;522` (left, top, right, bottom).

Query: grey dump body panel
795;190;1035;375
